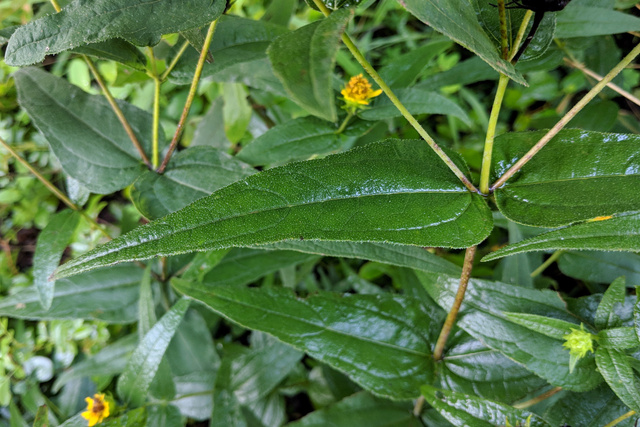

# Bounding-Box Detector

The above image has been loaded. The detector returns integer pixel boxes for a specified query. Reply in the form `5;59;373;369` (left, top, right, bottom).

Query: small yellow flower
340;74;382;113
563;324;594;373
81;393;110;426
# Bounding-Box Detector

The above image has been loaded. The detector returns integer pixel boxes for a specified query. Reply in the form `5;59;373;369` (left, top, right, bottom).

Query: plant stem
335;113;353;134
479;73;509;194
49;0;61;10
158;19;218;173
512;386;562;409
530;250;564;278
433;245;477;361
148;47;161;169
498;0;509;60
0;136;110;238
509;10;533;62
160;41;191;82
310;0;478;194
603;411;637;427
413;395;425;417
491;42;640;191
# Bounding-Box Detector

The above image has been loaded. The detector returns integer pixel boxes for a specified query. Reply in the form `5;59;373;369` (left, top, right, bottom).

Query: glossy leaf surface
483;213;640;261
595;348;640;413
267;9;351;121
15;68;157;194
492;130;640;227
5;0;226;66
397;0;526;85
33;210;80;310
55;140;492;279
173;280;435;399
131;147;255;219
596;277;626;330
558;251;640;285
0;265;141;323
117;298;190;406
417;271;602;391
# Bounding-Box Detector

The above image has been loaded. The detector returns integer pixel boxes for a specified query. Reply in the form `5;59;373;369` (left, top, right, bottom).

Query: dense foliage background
1;0;640;425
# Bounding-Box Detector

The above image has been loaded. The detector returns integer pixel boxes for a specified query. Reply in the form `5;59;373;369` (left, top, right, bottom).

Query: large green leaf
492;130;640;227
55;140;492;279
482;213;640;261
267;9;351;121
117;298;190;407
173;281;435;399
595;348;640;413
33;210;80;310
131;147;255;220
0;265;141;323
556;5;640;38
417;271;603;391
397;0;526;85
4;0;226;66
558;251;640;285
15;68;158;194
422;385;552;427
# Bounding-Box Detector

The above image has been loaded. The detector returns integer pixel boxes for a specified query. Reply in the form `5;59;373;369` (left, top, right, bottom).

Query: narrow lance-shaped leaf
5;0;227;66
482;213;640;261
33;210;80;310
173;280;435;399
595;348;640;413
117;298;190;407
595;277;626;330
55;140;492;279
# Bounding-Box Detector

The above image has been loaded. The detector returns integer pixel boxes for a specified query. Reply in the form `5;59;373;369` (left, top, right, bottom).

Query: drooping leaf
55;140;492;279
482;213;640;261
556;5;640;38
173;280;436;399
417;271;603;391
117;298;190;407
267;9;352;121
131;146;255;220
397;0;526;85
5;0;226;66
15;68;159;194
421;385;552;426
0;265;142;323
491;130;640;228
33;210;80;310
595;347;640;413
558;251;640;285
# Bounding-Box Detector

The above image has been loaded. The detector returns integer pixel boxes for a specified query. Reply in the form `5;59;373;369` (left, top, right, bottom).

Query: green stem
603;410;636;427
512;386;562;409
530;250;564;278
310;0;478;194
49;0;61;11
0;136;110;239
498;0;509;60
510;10;533;61
158;19;218;174
479;73;509;194
161;40;190;82
148;47;161;169
335;113;353;134
491;41;640;191
433;245;477;361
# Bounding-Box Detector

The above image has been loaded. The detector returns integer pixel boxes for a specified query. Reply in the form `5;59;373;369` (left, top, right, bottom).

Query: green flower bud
563;323;594;373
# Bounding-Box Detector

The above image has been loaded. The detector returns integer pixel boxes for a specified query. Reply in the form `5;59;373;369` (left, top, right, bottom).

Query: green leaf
0;265;142;322
596;277;626;330
201;248;319;287
117;298;190;407
131;146;254;219
260;241;461;276
595;347;640;413
72;39;147;70
173;281;435;399
397;0;526;85
421;385;552;427
556;5;640;38
33;405;48;427
55;140;492;279
558;251;640;285
357;89;471;125
146;404;182;427
504;312;579;340
15;68;158;194
33;210;80;310
287;391;419;427
596;327;639;350
482;213;640;261
378;39;452;88
237;116;359;166
417;271;602;391
267;9;352;121
222;82;252;144
635;288;640;344
492;130;640;228
4;0;226;66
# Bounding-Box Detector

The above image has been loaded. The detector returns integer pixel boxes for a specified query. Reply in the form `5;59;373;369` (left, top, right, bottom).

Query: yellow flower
340;74;382;113
81;393;110;426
